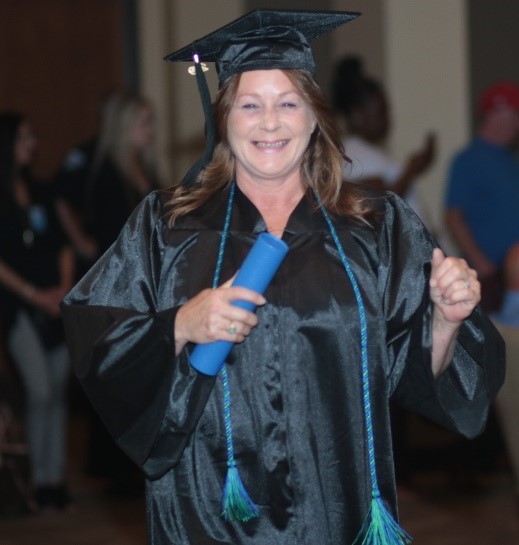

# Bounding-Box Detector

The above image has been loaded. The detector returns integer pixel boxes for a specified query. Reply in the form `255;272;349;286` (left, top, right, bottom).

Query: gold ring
227;322;237;335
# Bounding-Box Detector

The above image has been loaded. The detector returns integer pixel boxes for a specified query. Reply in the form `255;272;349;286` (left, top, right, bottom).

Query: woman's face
227;69;316;185
14;121;37;167
131;105;155;151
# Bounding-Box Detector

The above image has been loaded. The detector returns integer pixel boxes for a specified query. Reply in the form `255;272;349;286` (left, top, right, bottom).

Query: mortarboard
164;9;359;186
165;9;360;86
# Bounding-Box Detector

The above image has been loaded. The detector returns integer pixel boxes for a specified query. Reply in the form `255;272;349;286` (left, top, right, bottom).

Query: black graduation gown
61;186;504;545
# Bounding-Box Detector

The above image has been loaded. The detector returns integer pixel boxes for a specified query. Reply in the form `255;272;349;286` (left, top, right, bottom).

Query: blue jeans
7;311;69;486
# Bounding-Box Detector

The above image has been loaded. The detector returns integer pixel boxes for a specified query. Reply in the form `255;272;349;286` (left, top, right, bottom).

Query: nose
260;105;280;131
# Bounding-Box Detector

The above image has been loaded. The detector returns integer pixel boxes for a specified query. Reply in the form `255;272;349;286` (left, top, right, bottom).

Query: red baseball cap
479;81;519;115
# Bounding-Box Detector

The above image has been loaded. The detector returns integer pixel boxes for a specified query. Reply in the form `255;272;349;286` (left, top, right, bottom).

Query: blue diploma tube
188;233;289;376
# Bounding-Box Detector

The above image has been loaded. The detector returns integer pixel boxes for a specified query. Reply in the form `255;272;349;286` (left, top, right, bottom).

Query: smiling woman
61;9;505;545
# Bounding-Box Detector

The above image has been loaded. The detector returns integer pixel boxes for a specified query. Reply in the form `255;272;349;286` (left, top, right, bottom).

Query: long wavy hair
166;69;376;225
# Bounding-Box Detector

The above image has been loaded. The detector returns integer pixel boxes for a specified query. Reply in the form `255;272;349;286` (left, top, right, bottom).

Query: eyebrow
235;90;300;100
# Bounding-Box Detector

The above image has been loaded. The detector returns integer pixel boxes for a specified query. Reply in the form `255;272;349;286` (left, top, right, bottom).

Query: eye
241;103;259;110
280;102;297;109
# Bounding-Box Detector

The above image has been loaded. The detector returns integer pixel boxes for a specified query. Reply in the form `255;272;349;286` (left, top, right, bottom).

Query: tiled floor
1;416;518;545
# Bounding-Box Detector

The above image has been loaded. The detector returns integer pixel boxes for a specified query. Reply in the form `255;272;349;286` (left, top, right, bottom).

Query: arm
429;248;480;376
0;258;37;303
0;237;75;318
382;195;505;438
55;198;98;260
0;259;60;316
362;133;435;196
61;193;219;478
57;245;75;295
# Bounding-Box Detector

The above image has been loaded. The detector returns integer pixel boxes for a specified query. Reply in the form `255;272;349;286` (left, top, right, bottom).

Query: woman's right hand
174;278;266;355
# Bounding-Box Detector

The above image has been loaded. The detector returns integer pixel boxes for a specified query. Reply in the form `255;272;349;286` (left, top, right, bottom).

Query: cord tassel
181;53;216;187
212;185;259;523
318;196;413;545
353;493;412;545
221;461;260;522
219;365;259;522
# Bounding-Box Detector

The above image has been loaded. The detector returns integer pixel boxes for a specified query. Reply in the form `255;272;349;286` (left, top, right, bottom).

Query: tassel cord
318;196;411;544
212;183;259;521
194;57;216;166
318;199;379;495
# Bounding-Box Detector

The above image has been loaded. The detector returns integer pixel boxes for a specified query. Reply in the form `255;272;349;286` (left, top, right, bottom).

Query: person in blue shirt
445;81;519;311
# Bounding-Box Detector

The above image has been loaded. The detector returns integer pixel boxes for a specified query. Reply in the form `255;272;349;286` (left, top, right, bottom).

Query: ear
310;111;318;134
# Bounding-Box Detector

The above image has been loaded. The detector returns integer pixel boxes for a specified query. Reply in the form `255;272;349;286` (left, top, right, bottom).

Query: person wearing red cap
445;80;519;312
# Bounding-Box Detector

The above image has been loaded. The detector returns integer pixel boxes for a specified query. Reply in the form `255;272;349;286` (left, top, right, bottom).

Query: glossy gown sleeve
61;193;215;479
380;196;505;438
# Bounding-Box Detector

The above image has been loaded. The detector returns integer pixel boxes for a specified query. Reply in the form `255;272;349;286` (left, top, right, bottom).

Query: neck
236;174;305;237
237;172;304;209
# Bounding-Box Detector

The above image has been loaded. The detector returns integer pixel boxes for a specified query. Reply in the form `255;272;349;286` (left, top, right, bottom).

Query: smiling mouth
253;140;289;149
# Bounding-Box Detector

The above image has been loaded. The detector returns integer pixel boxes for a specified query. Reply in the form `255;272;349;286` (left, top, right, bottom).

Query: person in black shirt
0;113;74;509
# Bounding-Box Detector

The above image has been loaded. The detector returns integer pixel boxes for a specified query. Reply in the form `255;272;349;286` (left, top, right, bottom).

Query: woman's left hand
429;248;481;327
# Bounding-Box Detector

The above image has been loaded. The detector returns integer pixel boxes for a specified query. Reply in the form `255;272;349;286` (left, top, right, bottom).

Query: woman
55;90;159;261
0;113;74;509
62;10;504;545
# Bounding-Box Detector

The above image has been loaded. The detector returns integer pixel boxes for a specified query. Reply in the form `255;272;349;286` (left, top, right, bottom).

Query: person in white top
332;56;435;222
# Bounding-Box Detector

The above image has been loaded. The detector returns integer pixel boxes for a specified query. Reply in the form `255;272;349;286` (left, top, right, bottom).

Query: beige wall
331;0;385;84
383;0;469;250
137;0;174;183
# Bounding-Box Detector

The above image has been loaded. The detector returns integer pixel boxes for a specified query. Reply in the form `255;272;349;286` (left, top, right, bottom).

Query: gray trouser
7;311;69;486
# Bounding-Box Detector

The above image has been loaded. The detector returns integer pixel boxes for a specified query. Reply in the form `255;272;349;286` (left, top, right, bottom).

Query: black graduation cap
164;9;360;186
165;9;360;86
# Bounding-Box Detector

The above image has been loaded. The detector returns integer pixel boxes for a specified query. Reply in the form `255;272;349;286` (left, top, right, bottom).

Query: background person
55;90;160;263
331;55;435;223
55;90;160;495
0;113;74;510
54;132;99;266
445;81;519;312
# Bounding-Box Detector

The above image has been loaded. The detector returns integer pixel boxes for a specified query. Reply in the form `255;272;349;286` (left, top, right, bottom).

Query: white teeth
255;140;287;149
